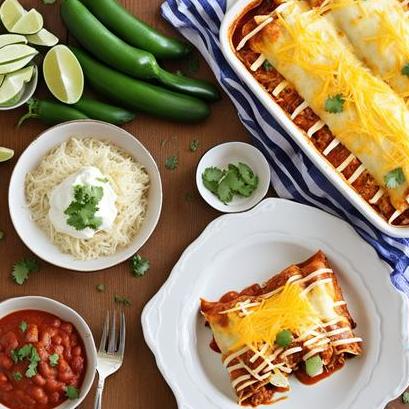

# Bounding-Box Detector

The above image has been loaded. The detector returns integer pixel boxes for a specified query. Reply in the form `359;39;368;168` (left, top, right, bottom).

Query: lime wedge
0;34;27;48
0;147;14;162
26;28;58;47
0;65;33;105
43;45;83;104
10;9;43;35
0;54;36;74
0;0;25;32
0;44;37;64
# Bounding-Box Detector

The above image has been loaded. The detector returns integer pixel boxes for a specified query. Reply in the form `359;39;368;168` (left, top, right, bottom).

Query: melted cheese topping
229;281;320;349
315;0;409;99
249;0;409;211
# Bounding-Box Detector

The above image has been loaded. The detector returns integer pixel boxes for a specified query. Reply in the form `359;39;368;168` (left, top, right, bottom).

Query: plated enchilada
231;0;409;226
201;251;363;406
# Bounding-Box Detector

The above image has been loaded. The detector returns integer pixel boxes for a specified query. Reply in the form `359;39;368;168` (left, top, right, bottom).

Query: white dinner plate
142;198;409;409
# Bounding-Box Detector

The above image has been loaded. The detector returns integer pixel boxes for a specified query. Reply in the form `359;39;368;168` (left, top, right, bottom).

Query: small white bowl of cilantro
196;142;270;213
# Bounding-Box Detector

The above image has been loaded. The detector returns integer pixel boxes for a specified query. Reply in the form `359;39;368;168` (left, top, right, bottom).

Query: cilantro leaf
49;353;59;367
64;184;103;231
263;60;273;71
385;167;406;189
65;385;80;400
12;259;39;285
96;283;105;292
217;177;234;204
189;139;200;152
25;363;37;378
11;344;40;378
237;163;258;187
10;350;19;363
223;167;245;192
114;295;131;306
402;64;409;78
202;167;224;183
165;155;178;170
325;94;345;114
12;372;22;381
402;391;409;404
19;321;28;333
202;178;218;194
130;255;150;277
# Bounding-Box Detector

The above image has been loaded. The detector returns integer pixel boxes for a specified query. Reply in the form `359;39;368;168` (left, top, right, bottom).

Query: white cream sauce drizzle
272;80;289;97
336;153;355;172
389;209;402;224
291;101;309;120
347;164;365;184
369;188;384;204
250;54;266;71
323;139;340;156
307;120;325;138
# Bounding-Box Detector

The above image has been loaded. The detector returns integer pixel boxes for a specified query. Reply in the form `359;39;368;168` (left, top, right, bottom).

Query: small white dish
142;198;409;409
0;64;38;111
0;296;97;409
196;142;270;212
9;120;162;272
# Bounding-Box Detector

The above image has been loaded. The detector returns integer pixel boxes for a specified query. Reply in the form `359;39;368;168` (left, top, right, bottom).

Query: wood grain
0;1;405;408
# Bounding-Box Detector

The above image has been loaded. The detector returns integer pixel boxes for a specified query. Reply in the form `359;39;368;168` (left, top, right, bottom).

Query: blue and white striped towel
162;0;409;293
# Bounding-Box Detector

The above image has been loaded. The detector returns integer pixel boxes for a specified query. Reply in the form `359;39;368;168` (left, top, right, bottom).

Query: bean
52;335;62;346
39;362;57;378
64;347;72;361
40;330;52;347
33;374;46;386
0;382;13;392
0;373;8;383
37;347;49;362
0;332;18;353
0;354;13;370
60;323;73;334
71;356;84;374
61;334;70;348
70;334;78;346
45;379;64;393
72;346;81;357
16;390;36;406
49;391;60;404
53;345;64;355
25;324;39;343
51;319;61;328
29;386;48;404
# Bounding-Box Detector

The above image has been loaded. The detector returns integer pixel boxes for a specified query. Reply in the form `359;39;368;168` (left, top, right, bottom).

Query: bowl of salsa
0;297;97;409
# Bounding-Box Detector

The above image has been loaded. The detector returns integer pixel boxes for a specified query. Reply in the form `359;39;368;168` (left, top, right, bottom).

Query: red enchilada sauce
0;310;87;409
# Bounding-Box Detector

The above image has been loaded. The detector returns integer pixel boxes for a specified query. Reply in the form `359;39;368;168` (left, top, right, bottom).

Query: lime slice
0;34;27;48
43;45;84;104
0;44;37;64
0;147;14;162
0;65;33;105
0;54;36;74
10;9;43;35
26;28;58;47
0;0;26;32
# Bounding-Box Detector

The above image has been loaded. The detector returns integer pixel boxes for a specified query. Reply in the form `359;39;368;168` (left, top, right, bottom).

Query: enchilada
201;251;362;406
231;0;409;226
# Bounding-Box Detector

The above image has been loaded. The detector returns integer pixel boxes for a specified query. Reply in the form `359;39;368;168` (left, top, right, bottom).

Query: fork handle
94;377;106;409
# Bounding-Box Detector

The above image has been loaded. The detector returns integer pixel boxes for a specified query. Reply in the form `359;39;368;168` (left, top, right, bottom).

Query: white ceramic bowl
0;64;38;111
0;296;97;409
8;120;162;272
196;142;270;213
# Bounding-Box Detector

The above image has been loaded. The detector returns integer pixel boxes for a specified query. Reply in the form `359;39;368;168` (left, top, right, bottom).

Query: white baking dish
219;0;409;238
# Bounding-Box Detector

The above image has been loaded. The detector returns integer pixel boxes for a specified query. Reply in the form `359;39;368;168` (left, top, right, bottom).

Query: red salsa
0;310;87;409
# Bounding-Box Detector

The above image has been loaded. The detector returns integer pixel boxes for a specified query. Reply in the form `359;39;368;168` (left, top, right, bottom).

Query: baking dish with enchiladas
220;0;409;237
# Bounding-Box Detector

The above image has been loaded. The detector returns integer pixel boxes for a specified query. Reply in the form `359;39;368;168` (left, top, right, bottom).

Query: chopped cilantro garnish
263;60;273;71
325;94;345;114
65;385;80;400
12;258;39;285
114;295;131;306
165;155;178;170
385;167;406;189
189;139;200;152
402;391;409;404
19;321;28;333
64;184;103;231
96;283;105;292
12;372;22;381
202;163;259;204
10;344;40;378
49;353;59;367
402;64;409;78
275;330;293;348
130;254;150;277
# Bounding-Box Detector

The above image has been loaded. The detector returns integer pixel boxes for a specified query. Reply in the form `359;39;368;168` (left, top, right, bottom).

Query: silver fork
94;311;126;409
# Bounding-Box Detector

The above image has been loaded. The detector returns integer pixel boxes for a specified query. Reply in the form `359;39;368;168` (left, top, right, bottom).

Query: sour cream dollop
49;166;118;239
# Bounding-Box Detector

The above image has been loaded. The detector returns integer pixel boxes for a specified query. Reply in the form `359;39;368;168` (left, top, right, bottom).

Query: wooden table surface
0;1;405;408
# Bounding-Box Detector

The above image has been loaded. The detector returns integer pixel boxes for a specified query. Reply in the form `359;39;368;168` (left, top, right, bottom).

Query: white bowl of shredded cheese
8;120;162;272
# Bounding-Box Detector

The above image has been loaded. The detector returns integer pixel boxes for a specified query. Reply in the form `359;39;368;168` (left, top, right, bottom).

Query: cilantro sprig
19;321;27;333
130;254;150;277
165;155;178;170
64;184;103;231
49;353;59;367
325;94;345;114
385;167;406;189
402;64;409;78
114;295;131;306
10;344;40;378
12;258;39;285
65;385;80;400
202;162;259;204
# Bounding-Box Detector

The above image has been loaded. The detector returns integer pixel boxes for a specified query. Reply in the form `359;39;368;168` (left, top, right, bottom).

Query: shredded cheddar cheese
229;282;319;349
